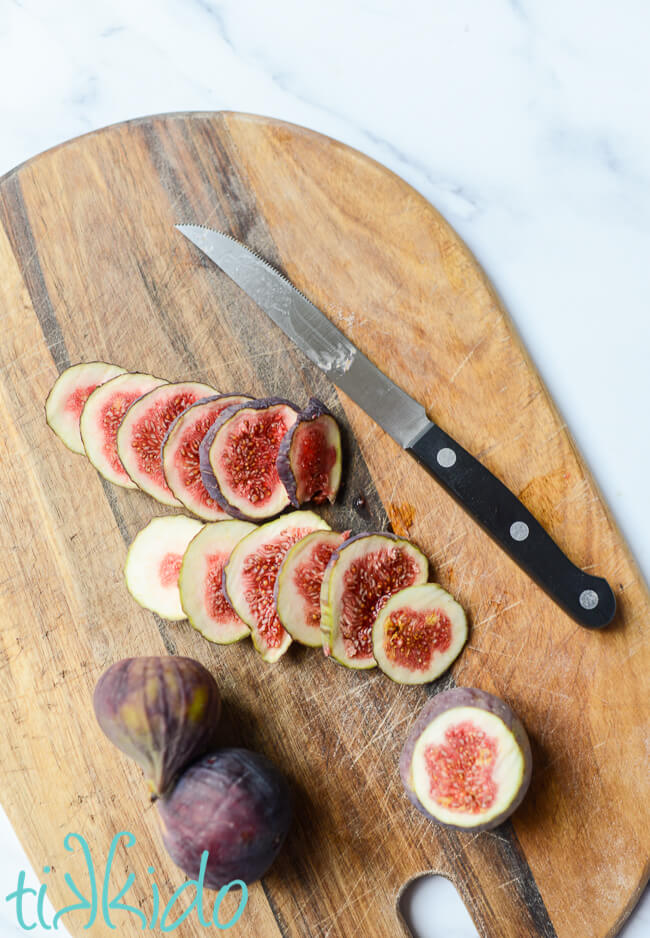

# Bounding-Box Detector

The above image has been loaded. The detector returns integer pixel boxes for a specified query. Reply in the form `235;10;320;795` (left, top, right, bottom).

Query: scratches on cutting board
449;336;487;383
0;174;71;374
1;112;647;938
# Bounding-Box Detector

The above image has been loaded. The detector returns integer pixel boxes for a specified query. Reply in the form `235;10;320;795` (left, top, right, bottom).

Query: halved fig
275;529;349;647
124;515;204;620
199;398;299;521
399;687;533;831
162;394;252;520
45;361;126;454
320;532;428;669
224;511;330;662
276;397;342;506
372;583;468;684
80;372;168;487
117;381;217;505
179;520;256;644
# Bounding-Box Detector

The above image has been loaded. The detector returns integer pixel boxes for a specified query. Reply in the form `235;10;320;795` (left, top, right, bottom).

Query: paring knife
176;224;616;630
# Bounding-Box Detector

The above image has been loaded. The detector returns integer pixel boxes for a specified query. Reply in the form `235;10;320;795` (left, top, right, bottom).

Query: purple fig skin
157;748;292;889
276;397;341;507
160;393;234;464
198;397;299;522
322;530;428;592
160;394;214;465
399;687;533;832
335;530;415;551
93;657;222;798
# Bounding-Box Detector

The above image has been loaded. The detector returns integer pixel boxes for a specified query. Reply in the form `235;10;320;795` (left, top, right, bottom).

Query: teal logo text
5;831;248;931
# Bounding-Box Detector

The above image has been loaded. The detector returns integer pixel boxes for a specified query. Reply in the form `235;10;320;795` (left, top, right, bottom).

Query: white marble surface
0;1;648;936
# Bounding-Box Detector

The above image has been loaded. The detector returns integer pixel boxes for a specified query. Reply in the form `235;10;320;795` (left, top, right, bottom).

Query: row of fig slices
45;362;343;520
124;511;469;681
48;364;467;681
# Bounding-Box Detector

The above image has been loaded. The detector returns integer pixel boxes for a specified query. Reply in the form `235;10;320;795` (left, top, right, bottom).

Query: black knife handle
407;424;616;629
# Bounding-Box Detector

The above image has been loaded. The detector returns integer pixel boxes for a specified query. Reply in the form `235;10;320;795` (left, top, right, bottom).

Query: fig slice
199;397;299;521
224;510;330;662
80;372;168;487
276;397;342;506
45;361;127;454
400;687;533;831
161;393;252;520
320;532;429;669
124;515;204;620
372;583;468;684
117;381;217;506
179;520;256;644
157;748;291;888
275;529;349;647
93;656;221;798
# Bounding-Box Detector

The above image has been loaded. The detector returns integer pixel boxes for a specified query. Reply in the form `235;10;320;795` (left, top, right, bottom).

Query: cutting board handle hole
399;874;479;938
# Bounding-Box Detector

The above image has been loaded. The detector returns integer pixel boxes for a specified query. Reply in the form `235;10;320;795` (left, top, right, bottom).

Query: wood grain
0;112;647;938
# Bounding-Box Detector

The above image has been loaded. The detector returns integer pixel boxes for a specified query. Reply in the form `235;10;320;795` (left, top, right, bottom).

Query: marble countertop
0;1;648;936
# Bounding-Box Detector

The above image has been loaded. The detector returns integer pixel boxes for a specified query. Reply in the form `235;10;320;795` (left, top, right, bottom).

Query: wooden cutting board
0;112;647;938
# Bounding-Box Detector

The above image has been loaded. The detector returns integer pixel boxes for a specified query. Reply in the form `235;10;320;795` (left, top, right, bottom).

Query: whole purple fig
157;749;291;888
93;656;221;798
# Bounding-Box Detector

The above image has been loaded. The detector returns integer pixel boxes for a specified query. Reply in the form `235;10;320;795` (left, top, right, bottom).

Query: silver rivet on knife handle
175;224;616;629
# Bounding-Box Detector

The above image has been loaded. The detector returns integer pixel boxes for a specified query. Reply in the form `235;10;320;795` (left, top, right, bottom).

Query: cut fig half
162;394;253;520
199;398;299;521
276;397;342;507
372;583;468;684
275;529;349;647
80;372;168;487
124;515;204;620
94;656;222;799
45;361;126;454
399;688;533;831
179;520;256;644
117;381;217;506
224;511;330;662
320;532;428;669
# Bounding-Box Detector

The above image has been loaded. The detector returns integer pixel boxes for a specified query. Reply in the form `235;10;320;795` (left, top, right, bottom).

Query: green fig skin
93;656;222;798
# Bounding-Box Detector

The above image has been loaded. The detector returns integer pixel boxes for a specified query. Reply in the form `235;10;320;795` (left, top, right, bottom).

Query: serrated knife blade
176;223;616;630
176;225;430;449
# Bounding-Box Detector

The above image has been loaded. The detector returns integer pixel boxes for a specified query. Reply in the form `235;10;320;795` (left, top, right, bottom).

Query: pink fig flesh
179;520;256;644
274;529;350;646
276;397;342;506
399;687;532;831
372;583;468;684
117;381;217;505
80;372;168;487
45;361;127;455
320;532;429;669
162;394;252;520
199;398;299;521
223;511;330;662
